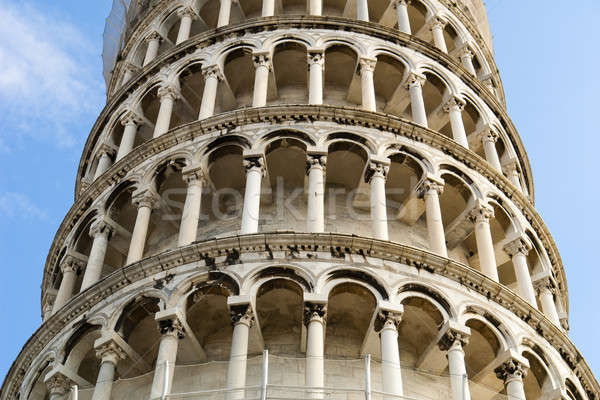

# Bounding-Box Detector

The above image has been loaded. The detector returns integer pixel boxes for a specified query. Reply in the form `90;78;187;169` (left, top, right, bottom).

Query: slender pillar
438;328;471;400
227;304;254;400
504;237;537;307
262;0;275;16
150;319;185;400
153;85;180;138
126;189;160;265
117;111;143;161
359;58;377;112
176;7;196;45
122;62;139;85
45;373;72;400
405;73;428;127
91;341;127;400
304;303;327;396
503;160;522;191
241;157;265;234
367;161;389;241
357;0;369;21
494;359;529;400
94;145;116;180
199;65;223;119
377;311;404;398
252;53;272;107
469;202;498;282
309;0;322;16
458;46;476;76
430;18;448;53
178;169;204;246
394;0;411;34
143;32;162;67
308;51;324;105
444;97;469;148
53;255;83;313
81;219;113;292
479;128;502;171
535;279;561;326
418;177;447;257
217;0;233;27
306;155;326;232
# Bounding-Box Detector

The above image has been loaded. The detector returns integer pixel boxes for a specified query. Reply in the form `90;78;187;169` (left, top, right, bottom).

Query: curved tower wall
2;2;598;400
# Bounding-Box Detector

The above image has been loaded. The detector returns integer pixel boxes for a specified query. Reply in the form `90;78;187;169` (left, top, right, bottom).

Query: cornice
52;106;564;317
4;233;596;400
85;17;533;204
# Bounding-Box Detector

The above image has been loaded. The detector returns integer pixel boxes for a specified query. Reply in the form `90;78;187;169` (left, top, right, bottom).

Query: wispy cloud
0;192;47;220
0;1;105;151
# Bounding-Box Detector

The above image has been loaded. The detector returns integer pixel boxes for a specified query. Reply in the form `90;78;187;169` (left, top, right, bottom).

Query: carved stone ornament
243;156;266;174
132;188;161;209
230;303;255;327
442;96;466;113
96;340;127;364
45;373;72;396
364;161;390;183
375;310;403;332
158;318;186;339
494;359;528;382
438;328;470;351
202;65;224;81
303;302;327;326
417;177;445;198
503;237;531;258
252;53;272;70
468;202;494;224
358;58;377;74
404;72;426;89
306;154;327;174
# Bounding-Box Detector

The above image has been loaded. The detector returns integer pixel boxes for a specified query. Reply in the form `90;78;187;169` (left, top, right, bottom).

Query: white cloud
0;192;47;220
0;1;105;150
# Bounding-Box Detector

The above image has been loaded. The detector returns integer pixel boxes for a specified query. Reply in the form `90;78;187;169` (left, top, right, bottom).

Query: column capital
533;277;555;296
404;72;426;89
95;338;127;365
365;160;390;183
375;309;403;332
494;357;529;384
503;236;531;257
442;96;466;113
182;166;206;185
202;64;224;81
417;176;445;198
243;155;266;174
230;303;255;327
158;83;181;101
304;301;327;325
132;187;161;209
429;16;447;30
468;201;494;224
476;125;499;143
391;0;411;8
307;49;325;67
177;6;198;18
457;45;474;60
60;252;86;274
502;158;520;174
146;31;162;43
89;216;113;239
358;57;377;74
45;371;73;397
306;154;327;174
97;143;117;158
252;52;272;70
158;317;186;338
120;109;144;127
437;323;471;351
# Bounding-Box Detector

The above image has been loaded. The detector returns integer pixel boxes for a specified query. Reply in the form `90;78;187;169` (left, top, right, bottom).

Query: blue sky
0;0;598;386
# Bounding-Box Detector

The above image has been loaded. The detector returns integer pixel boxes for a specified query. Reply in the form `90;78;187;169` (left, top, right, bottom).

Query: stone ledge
4;233;597;400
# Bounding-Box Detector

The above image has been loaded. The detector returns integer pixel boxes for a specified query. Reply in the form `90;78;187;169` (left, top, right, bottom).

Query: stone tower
2;1;598;400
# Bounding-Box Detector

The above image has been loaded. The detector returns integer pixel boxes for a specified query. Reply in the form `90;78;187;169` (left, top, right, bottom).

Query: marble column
405;73;428;127
91;341;127;400
504;237;537;308
309;0;322;15
430;18;448;53
153;85;180;138
122;62;139;85
241;157;265;234
126;188;160;265
494;359;529;400
94;145;116;180
227;304;255;400
53;255;83;313
394;0;411;34
304;303;327;396
438;327;471;400
150;319;185;400
443;97;469;148
176;7;196;45
359;58;377;112
218;0;233;27
308;51;324;105
479;128;502;172
143;32;162;67
306;154;326;233
534;278;561;326
178;169;204;246
262;0;275;16
252;53;272;107
503;160;522;191
199;65;223;120
367;161;390;241
81;218;113;292
117;111;143;161
45;373;72;400
357;0;369;21
469;202;498;282
418;177;447;257
458;46;476;76
377;311;404;398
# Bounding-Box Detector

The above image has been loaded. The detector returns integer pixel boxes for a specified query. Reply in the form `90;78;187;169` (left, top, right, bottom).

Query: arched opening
270;42;308;105
106;183;138;269
463;317;504;397
71;213;99;293
489;201;519;290
138;86;161;144
323;45;359;107
406;1;428;35
421;72;450;135
442;22;460;54
172;63;207;128
373;55;407;116
63;324;104;388
223;48;255;109
522;350;553;398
